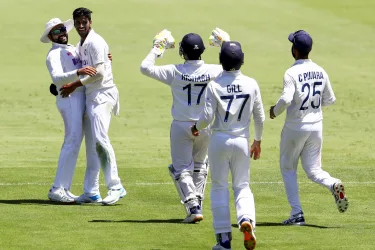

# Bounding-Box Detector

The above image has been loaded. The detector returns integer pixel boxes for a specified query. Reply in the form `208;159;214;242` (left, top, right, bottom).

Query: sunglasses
50;26;67;36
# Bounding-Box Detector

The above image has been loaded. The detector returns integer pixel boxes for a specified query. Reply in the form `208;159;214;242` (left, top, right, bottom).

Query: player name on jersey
227;84;242;93
298;71;324;82
181;74;211;82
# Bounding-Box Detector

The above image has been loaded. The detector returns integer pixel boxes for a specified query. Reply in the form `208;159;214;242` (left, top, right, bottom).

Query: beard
54;34;68;44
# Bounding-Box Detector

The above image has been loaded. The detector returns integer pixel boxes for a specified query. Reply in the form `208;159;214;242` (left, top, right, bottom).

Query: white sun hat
40;18;74;43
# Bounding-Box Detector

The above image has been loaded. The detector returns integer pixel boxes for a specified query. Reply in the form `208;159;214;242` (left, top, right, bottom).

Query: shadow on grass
90;219;184;224
0;199;79;206
231;222;338;229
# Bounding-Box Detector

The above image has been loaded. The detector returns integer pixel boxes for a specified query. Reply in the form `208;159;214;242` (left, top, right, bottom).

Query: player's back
171;62;222;121
285;60;335;125
209;71;263;138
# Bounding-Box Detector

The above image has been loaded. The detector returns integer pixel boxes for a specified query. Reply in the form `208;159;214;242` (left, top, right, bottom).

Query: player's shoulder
240;73;259;87
311;61;329;76
46;46;62;61
204;64;223;75
88;30;108;46
204;63;222;70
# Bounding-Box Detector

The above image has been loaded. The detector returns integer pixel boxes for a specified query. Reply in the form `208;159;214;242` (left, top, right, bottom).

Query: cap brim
40;19;74;43
288;33;295;43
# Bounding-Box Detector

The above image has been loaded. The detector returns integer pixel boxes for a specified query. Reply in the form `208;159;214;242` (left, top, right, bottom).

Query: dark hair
185;52;201;60
293;45;309;58
220;58;243;71
73;7;93;20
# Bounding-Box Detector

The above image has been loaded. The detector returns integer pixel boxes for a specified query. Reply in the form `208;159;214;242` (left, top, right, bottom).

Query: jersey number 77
220;94;249;122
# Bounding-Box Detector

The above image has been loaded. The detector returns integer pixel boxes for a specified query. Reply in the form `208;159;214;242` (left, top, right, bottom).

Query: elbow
140;64;147;75
140;63;150;76
284;97;293;107
96;70;104;79
322;96;336;107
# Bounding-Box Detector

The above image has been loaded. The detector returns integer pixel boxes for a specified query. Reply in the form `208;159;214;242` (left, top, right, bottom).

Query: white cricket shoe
65;189;79;200
75;193;103;204
182;205;203;223
48;187;75;203
240;218;256;250
331;182;349;213
102;187;127;205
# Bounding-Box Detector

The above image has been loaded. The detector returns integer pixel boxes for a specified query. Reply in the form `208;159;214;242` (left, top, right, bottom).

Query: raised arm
140;47;176;85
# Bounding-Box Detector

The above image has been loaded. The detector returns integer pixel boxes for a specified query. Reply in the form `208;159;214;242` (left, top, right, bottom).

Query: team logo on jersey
67;52;72;56
72;58;80;66
84;49;87;56
193;45;199;50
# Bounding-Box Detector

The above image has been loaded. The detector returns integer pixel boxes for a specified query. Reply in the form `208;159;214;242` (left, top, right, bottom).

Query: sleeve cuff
254;122;264;141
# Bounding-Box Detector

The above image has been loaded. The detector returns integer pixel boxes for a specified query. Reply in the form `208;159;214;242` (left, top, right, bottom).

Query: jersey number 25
300;81;322;110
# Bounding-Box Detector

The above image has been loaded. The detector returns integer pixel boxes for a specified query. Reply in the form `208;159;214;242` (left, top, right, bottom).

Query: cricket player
41;17;100;203
269;30;349;225
192;41;264;250
60;8;126;205
140;28;230;222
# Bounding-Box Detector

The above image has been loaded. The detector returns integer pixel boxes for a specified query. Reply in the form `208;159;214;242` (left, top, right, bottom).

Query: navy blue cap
288;30;313;53
220;41;244;70
180;33;205;55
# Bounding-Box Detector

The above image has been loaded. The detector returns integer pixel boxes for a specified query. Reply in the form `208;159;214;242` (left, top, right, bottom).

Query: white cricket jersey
196;71;265;140
76;29;114;95
273;59;336;131
46;43;84;94
140;48;223;121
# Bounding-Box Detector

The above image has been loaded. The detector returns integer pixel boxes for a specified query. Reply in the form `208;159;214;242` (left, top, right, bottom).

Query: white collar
222;70;241;76
81;29;95;46
293;59;312;66
184;60;204;65
52;43;72;49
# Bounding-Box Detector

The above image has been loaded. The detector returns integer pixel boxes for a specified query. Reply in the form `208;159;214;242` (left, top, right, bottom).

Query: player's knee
232;183;250;191
63;133;81;149
306;170;324;182
211;180;228;190
96;142;110;166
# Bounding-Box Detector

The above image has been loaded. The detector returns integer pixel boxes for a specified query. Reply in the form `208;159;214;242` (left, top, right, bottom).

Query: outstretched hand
153;29;175;57
209;27;230;47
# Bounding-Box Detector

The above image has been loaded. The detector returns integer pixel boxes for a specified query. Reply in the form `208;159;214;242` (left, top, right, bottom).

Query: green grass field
0;0;374;249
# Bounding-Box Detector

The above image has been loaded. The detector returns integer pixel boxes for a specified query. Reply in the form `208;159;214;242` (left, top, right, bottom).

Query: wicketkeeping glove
153;29;175;57
208;27;230;47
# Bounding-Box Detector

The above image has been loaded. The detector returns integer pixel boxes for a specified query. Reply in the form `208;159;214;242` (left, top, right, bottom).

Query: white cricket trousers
280;125;341;216
170;120;210;206
54;91;99;191
84;86;122;194
209;132;255;234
